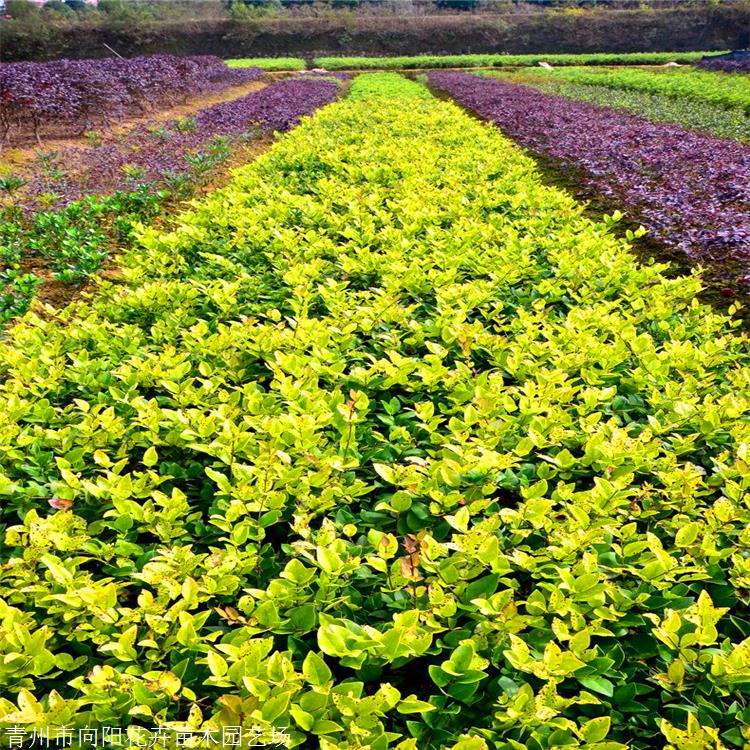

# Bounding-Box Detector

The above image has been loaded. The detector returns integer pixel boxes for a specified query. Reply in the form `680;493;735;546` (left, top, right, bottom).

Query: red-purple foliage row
0;55;262;142
697;58;750;74
22;78;341;211
192;77;340;135
428;71;750;280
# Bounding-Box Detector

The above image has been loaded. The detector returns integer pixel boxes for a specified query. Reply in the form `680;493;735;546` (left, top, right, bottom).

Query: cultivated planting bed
490;69;750;144
0;56;262;145
0;77;342;321
3;73;750;749
521;67;750;114
314;51;723;71
226;58;307;72
698;58;750;74
429;71;750;282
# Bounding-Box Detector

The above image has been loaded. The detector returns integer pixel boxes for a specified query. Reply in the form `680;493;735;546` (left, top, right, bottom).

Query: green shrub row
314;51;724;70
0;187;169;325
2;72;750;749
225;57;307;71
524;65;750;112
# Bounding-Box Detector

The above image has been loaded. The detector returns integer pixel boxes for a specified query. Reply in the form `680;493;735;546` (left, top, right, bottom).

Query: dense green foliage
3;186;166;281
0;135;239;325
226;57;306;71
0;187;168;324
485;70;750;143
347;72;432;101
3;72;750;749
314;51;722;71
529;66;750;113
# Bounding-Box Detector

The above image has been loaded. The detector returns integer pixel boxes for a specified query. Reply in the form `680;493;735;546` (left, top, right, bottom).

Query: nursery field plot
487;65;750;143
313;51;722;71
4;72;750;750
0;56;264;147
226;57;306;71
699;57;750;74
11;77;342;212
429;71;750;293
511;66;750;113
0;75;342;324
0;76;268;162
489;68;750;144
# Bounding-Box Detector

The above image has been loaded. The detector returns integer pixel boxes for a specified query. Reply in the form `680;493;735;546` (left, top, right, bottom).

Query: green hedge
226;57;306;71
315;51;725;70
